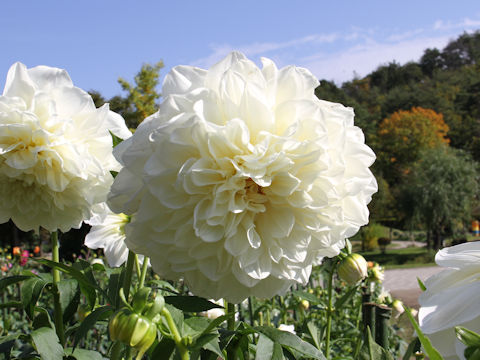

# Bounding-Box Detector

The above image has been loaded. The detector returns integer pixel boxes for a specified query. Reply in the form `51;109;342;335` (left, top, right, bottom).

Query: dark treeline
315;31;480;249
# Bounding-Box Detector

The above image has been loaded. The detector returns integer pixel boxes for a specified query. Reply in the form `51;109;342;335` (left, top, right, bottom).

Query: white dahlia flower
0;62;131;232
419;242;480;360
85;203;139;267
108;52;377;303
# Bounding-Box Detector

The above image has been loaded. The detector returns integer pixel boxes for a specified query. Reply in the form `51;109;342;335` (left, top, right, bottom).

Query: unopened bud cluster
109;287;164;359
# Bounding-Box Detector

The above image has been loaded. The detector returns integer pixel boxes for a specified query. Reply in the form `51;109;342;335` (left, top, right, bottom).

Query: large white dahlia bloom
419;242;480;360
108;52;377;303
0;62;131;232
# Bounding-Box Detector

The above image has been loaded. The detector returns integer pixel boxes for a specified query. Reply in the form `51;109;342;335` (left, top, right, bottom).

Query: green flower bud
143;293;165;321
109;307;157;357
132;287;152;313
337;253;368;285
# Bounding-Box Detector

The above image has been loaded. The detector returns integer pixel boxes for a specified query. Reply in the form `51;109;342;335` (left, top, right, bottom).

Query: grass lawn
360;246;436;268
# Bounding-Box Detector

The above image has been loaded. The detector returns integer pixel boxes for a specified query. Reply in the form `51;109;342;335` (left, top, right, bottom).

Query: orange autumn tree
378;107;449;183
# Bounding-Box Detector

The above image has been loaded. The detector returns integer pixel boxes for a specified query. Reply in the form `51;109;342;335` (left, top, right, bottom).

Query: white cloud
189;16;480;85
302;36;452;85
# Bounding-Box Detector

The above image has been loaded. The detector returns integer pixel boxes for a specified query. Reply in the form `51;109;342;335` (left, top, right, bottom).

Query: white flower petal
0;62;130;232
108;51;376;302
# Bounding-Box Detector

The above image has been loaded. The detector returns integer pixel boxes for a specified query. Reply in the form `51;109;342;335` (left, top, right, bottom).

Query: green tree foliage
399;147;479;249
118;61;164;129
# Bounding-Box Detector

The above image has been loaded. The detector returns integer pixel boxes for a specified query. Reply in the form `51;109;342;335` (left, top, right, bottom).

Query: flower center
244;178;267;211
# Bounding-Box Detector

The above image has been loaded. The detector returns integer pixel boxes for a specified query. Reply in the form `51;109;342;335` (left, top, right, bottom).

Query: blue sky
1;1;480;98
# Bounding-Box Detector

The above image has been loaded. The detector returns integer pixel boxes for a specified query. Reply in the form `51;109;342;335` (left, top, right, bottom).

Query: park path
383;266;443;308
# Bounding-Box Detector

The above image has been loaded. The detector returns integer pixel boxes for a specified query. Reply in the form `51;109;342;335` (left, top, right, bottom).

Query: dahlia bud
300;300;310;310
337;253;368;285
109;308;157;358
369;263;385;283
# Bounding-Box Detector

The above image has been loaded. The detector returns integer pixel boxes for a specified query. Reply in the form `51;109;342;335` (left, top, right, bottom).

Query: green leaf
403;337;420;360
73;305;113;349
403;306;443;360
306;321;321;350
200;314;233;336
184;317;213;337
21;277;48;319
65;348;104;360
110;130;123;148
417;277;427;291
0;334;21;358
73;260;99;309
0;275;33;291
165;295;224;312
335;285;359;308
34;259;106;299
359;327;394;360
58;279;81;322
255;326;326;359
32;307;55;330
107;268;124;308
455;326;480;347
291;290;324;305
31;327;64;360
0;301;23;309
150;337;175;359
256;334;275;360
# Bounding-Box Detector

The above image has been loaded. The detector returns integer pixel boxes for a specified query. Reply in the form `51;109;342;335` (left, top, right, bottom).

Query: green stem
227;302;235;331
162;307;189;360
325;261;337;358
122;251;135;301
134;255;141;290
248;297;254;326
225;301;236;360
138;257;149;289
51;231;65;346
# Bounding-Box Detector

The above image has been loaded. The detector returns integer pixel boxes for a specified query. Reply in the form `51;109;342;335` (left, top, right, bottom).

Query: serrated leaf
73;305;113;349
65;347;104;360
21;277;48;319
165;295;224;312
31;327;64;360
403;306;443;360
255;326;326;359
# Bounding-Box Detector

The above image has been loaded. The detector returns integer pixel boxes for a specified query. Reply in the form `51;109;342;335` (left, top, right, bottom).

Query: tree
400;147;479;249
118;61;164;129
377;107;450;183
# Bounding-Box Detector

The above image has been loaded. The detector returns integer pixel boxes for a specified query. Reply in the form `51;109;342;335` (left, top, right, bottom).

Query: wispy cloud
190;16;480;85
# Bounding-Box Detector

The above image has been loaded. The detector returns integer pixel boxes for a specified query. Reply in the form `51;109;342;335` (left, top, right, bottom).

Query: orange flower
33;246;40;255
1;265;8;272
12;246;21;256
